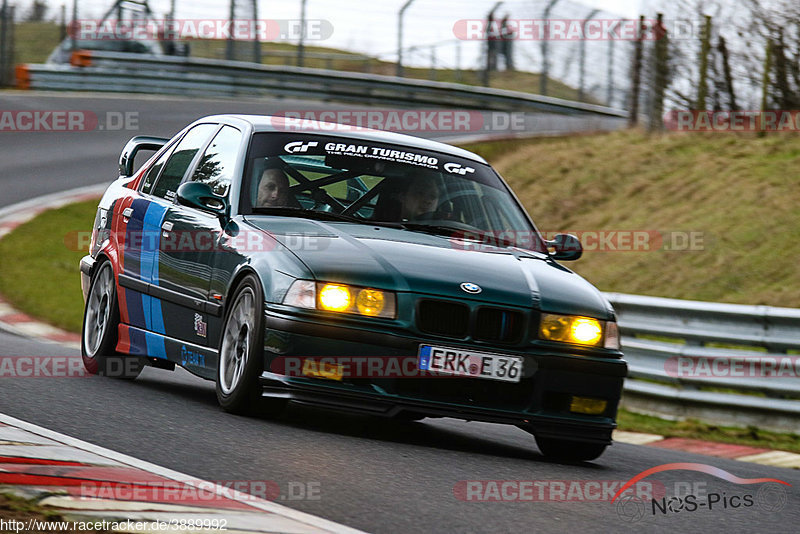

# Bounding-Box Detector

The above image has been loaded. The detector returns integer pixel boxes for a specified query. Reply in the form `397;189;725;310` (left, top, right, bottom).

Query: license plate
418;345;523;383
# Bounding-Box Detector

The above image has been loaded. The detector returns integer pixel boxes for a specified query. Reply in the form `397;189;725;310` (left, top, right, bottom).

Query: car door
124;123;219;360
154;125;245;354
114;136;180;336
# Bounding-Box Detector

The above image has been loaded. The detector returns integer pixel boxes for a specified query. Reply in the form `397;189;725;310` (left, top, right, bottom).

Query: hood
245;217;613;319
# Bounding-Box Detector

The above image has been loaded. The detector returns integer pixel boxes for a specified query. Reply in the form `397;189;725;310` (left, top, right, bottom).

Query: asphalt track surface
0;92;798;533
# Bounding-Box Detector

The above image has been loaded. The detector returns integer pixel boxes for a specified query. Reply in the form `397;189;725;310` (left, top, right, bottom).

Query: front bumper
259;308;627;445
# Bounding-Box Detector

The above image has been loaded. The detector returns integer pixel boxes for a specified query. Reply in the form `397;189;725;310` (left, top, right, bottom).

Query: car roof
200;114;489;165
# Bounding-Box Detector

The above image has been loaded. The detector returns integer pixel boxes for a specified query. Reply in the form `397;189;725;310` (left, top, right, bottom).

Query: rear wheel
81;261;143;379
216;274;285;416
535;436;607;462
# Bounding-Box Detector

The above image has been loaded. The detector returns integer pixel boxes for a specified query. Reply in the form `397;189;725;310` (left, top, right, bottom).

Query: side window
151;124;218;200
190;126;242;197
141;142;177;195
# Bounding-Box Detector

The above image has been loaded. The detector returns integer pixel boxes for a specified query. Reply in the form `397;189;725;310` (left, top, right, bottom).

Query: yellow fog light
540;314;603;346
570;396;607;415
302;359;343;381
319;284;351;312
356;289;385;316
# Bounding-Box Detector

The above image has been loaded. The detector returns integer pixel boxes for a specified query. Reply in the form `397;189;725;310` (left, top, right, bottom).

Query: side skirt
116;324;219;381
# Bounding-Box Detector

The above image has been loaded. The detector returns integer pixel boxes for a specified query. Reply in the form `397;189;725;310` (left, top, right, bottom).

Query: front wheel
81;261;143;379
216;274;285;416
535;436;608;462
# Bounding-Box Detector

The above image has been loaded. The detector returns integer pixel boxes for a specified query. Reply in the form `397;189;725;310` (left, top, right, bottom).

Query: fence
606;292;800;432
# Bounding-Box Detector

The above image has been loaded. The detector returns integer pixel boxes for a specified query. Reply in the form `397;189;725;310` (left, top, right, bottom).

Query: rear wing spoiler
119;135;169;177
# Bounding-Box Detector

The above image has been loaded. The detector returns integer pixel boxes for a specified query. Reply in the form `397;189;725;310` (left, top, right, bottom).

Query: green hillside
466;130;800;307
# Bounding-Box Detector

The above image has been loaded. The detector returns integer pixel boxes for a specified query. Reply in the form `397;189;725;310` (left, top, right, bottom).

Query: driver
400;174;440;220
256;167;290;207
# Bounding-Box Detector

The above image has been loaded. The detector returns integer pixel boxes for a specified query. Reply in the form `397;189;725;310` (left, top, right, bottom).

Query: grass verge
0;492;111;532
0;199;97;333
617;409;800;454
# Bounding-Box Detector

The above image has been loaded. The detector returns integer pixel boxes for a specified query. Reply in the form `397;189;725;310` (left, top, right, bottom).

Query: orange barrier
70;50;93;68
15;65;30;90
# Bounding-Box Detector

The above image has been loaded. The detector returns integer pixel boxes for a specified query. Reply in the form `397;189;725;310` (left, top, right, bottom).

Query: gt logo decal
444;162;475;175
284;141;319;153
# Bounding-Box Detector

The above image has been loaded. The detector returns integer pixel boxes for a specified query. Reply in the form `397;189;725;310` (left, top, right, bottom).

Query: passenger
256;167;290;207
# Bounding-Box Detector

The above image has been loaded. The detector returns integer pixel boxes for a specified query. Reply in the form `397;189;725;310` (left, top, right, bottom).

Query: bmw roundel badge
460;282;482;294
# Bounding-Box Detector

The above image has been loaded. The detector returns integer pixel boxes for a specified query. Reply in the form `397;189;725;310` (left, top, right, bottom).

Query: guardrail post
0;0;7;87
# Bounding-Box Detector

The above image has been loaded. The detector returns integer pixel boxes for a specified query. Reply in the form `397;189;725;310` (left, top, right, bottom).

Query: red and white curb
0;184;109;349
613;430;800;469
0;413;366;534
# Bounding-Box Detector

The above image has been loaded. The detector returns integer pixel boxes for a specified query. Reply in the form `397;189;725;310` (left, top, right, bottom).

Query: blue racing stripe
124;288;145;330
145;331;168;360
141;201;168;284
127;325;147;356
141;202;169;333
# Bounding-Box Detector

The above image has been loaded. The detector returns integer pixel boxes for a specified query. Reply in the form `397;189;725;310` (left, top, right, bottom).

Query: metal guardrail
605;292;800;431
16;51;628;118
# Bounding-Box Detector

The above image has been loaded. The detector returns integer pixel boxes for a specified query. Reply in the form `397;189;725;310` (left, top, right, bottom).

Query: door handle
122;207;133;222
161;221;173;238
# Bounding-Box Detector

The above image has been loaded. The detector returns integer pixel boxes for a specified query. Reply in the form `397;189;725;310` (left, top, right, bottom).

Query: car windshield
242;132;546;252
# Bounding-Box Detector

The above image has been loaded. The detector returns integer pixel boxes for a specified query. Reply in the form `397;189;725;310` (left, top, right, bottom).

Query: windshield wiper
251;207;403;228
399;223;517;248
252;206;366;222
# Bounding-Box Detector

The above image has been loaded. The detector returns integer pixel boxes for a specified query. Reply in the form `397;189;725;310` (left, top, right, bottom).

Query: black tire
535;436;608;462
81;261;143;379
216;274;285;416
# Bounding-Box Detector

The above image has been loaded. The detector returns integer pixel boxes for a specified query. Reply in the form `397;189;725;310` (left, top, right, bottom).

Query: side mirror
119;136;169;177
547;233;582;261
177;182;229;219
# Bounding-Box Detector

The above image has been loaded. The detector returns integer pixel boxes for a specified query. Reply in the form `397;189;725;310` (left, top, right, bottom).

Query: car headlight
319;284;351;312
283;280;396;319
539;314;616;348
